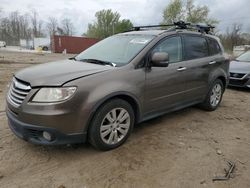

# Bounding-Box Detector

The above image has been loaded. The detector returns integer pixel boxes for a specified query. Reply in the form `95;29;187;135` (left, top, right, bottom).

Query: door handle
177;67;187;71
209;61;217;65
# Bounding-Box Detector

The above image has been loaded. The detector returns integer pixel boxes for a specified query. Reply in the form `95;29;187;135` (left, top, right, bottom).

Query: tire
42;46;48;51
200;79;224;111
88;99;135;151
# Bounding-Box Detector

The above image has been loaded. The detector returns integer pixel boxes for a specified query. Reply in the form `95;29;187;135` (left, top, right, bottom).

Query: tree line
1;0;250;52
161;0;250;52
86;0;249;52
0;8;75;45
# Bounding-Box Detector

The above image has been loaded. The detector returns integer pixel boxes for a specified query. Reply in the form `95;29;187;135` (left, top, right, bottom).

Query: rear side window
183;35;209;60
152;36;182;63
208;38;222;55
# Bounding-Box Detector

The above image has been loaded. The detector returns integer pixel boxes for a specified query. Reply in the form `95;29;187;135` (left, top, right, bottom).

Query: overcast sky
0;0;250;35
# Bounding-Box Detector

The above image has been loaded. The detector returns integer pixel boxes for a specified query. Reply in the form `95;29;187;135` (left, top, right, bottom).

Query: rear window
183;35;209;60
208;38;222;55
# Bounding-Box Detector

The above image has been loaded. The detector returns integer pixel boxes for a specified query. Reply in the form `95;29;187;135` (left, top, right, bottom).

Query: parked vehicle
39;45;50;51
38;45;50;51
6;22;229;150
0;41;6;47
229;51;250;88
233;45;250;57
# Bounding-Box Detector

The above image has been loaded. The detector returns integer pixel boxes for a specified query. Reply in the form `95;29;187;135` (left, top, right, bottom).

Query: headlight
32;87;77;103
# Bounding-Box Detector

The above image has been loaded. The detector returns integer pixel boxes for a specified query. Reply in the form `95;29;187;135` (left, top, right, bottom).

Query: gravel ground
0;51;249;188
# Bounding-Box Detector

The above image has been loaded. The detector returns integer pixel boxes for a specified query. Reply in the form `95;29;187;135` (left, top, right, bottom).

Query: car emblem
13;79;31;90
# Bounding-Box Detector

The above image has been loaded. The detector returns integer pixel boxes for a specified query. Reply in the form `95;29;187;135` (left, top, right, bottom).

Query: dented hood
15;60;113;87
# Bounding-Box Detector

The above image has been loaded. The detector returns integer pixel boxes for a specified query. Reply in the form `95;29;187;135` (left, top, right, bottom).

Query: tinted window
153;36;182;63
183;36;209;60
208;38;222;55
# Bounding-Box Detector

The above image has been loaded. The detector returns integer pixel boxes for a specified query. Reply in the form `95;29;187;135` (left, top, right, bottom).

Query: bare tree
30;10;38;37
219;23;246;52
30;9;44;37
61;18;75;36
56;26;64;35
47;17;58;36
19;13;31;40
230;23;243;48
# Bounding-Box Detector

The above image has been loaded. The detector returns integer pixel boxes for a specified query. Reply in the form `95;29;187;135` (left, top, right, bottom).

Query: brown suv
6;22;229;150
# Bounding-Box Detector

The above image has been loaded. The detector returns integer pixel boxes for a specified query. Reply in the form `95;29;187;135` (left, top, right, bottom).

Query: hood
15;59;113;87
229;60;250;74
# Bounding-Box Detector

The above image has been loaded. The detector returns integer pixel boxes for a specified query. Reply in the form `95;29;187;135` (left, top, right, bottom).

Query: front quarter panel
64;66;146;132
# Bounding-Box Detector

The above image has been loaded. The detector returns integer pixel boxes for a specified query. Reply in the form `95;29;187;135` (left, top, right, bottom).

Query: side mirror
151;52;169;67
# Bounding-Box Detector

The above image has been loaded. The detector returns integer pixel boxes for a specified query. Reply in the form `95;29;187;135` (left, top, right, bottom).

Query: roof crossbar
132;21;215;34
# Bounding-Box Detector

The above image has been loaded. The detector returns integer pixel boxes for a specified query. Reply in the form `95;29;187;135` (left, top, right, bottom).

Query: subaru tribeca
6;22;229;150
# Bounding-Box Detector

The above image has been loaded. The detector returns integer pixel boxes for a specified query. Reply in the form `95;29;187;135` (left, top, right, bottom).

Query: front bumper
228;72;250;88
6;109;87;145
229;78;250;88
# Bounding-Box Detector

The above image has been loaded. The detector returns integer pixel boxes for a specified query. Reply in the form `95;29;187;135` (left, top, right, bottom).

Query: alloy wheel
100;108;130;145
210;83;222;107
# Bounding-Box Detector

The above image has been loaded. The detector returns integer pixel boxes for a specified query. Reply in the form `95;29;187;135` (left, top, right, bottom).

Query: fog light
42;131;52;141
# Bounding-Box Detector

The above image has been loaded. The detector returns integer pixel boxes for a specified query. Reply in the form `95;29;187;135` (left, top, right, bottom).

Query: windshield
75;35;155;66
236;51;250;62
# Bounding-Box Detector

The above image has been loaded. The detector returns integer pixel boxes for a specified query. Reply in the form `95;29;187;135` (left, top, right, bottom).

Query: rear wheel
88;99;134;150
200;79;224;111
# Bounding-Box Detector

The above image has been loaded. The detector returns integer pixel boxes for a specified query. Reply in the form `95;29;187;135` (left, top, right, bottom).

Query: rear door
179;34;212;101
207;37;226;74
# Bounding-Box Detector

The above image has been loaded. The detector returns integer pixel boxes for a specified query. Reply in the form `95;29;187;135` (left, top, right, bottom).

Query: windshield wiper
79;59;116;67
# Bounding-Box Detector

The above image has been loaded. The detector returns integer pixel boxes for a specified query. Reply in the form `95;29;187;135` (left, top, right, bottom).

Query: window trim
145;34;184;68
206;37;222;56
181;34;210;61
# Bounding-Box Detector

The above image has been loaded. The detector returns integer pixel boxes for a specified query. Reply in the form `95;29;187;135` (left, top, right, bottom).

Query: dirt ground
0;51;249;188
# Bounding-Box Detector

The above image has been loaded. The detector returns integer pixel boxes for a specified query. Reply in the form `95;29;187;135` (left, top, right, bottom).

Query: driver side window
153;36;182;63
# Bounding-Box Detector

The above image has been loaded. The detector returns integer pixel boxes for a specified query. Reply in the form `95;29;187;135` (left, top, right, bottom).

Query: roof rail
132;21;215;34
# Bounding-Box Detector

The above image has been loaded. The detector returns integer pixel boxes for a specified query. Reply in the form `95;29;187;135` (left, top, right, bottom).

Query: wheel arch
217;76;227;91
84;92;141;132
208;67;229;91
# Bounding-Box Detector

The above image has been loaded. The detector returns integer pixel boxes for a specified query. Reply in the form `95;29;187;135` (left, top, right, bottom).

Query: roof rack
132;21;215;34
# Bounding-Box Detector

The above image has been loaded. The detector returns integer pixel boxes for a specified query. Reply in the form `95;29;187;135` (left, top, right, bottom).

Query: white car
0;41;6;47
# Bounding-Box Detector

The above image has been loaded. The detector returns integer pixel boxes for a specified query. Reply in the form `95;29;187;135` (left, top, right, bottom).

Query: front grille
8;77;31;107
229;72;247;79
229;79;248;86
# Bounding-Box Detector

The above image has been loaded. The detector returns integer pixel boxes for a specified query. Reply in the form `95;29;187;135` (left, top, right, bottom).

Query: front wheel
200;79;224;111
88;99;135;150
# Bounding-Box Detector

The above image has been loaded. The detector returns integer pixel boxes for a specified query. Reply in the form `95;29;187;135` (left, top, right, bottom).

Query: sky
0;0;250;35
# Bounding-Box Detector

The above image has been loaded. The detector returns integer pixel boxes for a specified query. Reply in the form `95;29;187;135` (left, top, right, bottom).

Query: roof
120;30;166;36
120;29;218;40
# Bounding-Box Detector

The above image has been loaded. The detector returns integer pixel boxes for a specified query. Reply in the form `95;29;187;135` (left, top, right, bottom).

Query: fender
208;66;229;89
84;91;142;132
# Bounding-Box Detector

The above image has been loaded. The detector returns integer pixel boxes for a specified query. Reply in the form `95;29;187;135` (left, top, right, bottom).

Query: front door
144;36;190;115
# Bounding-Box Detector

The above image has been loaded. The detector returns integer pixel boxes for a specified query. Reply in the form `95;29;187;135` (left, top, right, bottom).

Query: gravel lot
0;51;250;188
